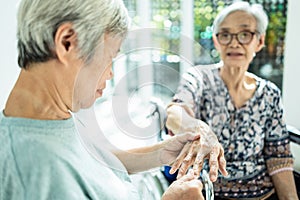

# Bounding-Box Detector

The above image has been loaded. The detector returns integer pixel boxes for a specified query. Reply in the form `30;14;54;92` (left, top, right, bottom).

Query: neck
219;65;256;108
220;65;246;91
4;62;73;120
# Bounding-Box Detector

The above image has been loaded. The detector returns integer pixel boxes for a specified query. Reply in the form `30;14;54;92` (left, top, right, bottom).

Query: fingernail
169;168;175;174
210;175;217;182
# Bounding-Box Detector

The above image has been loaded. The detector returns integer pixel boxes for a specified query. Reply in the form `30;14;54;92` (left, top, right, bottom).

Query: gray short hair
17;0;130;68
212;1;268;35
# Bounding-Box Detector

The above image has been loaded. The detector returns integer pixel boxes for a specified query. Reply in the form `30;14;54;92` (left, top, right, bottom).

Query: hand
170;121;228;182
159;133;200;166
170;138;227;182
193;122;228;181
161;170;204;200
166;104;228;182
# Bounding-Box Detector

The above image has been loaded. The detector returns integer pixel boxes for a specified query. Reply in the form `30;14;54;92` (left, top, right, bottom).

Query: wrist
182;118;200;132
184;119;207;134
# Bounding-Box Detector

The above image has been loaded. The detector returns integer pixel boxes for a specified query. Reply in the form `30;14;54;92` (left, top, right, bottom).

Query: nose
229;35;240;47
107;68;113;80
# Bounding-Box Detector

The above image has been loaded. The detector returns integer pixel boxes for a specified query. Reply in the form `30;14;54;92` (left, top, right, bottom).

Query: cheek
219;47;227;59
73;67;102;106
98;61;113;81
247;47;257;59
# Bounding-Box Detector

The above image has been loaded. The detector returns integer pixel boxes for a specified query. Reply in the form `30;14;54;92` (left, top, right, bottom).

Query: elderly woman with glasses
166;1;298;199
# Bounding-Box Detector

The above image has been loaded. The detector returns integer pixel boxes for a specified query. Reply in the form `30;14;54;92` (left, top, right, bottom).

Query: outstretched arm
113;133;200;174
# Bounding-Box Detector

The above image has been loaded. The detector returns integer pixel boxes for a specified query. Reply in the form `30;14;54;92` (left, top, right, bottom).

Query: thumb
177;169;196;182
188;179;203;190
181;104;195;117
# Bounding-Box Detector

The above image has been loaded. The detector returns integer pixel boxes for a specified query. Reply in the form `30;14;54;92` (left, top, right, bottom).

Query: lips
227;52;244;56
96;89;103;97
96;83;106;97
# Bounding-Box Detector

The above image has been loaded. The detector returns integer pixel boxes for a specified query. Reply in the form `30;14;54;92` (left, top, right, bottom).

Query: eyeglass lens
217;31;255;45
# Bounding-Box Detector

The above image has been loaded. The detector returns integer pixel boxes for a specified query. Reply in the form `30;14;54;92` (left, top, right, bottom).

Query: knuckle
219;157;227;165
173;158;181;165
209;160;218;166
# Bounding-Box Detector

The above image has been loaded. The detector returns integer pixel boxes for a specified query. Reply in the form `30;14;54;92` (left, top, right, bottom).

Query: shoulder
251;74;284;111
186;63;220;77
249;72;282;97
0;125;24;199
183;63;220;86
263;79;281;95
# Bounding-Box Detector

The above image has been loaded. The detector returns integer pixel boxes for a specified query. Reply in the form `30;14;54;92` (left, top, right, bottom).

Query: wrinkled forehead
219;11;257;31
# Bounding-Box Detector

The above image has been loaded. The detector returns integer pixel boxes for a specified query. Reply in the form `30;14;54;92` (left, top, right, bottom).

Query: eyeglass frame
215;30;260;45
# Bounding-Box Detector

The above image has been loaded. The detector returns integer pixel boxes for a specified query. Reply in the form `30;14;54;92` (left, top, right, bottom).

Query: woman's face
213;11;265;69
72;34;122;111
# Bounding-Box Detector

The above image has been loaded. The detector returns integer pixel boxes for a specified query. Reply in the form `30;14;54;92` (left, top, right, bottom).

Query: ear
212;35;221;52
54;23;78;65
255;34;265;52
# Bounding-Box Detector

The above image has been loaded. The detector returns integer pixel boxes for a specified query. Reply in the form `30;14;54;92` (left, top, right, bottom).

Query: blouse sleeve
263;86;294;176
171;67;204;112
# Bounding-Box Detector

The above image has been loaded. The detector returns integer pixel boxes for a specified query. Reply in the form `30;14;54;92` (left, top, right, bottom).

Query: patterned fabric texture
173;65;294;199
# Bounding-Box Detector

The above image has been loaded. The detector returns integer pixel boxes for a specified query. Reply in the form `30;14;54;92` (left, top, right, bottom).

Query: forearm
113;133;201;174
166;104;217;143
113;142;164;174
271;170;298;200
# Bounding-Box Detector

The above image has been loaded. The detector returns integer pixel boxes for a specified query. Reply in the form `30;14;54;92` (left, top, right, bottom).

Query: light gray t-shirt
0;112;140;200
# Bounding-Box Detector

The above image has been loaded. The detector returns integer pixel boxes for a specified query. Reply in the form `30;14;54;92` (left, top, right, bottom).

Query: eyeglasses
216;31;259;45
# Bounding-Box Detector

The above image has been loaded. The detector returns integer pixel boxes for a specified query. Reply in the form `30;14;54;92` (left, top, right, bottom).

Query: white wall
0;1;299;130
0;0;20;110
282;0;300;129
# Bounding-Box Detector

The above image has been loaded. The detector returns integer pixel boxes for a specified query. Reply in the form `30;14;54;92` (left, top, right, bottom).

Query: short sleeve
172;67;205;112
173;70;198;108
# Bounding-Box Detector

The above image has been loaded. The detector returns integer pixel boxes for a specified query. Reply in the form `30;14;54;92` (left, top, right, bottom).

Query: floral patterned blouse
172;65;294;199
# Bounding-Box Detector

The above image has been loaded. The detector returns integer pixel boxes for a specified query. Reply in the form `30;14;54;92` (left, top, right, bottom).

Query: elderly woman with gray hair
166;1;298;199
0;0;232;199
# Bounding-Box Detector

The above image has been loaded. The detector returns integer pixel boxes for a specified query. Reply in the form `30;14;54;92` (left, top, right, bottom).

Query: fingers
178;169;197;182
218;146;228;177
176;140;198;179
169;141;191;174
208;145;219;182
176;155;195;179
172;141;228;183
162;170;204;200
192;150;205;178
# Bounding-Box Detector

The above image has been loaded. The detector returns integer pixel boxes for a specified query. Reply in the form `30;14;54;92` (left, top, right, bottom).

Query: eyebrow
219;24;253;32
